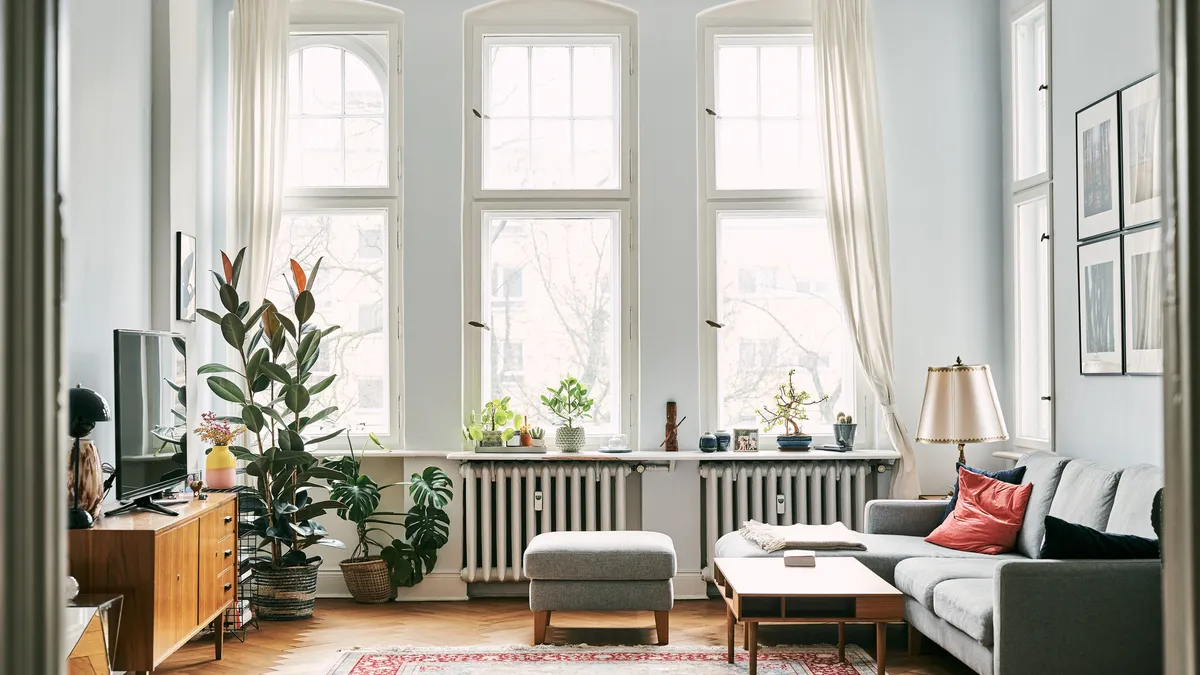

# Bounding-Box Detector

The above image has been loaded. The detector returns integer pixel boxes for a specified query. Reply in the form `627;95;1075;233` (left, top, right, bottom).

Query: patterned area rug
325;645;885;674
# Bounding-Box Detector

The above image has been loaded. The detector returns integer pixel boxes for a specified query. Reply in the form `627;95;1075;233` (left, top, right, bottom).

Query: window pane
716;214;854;433
483;213;620;435
482;37;620;190
287;36;390;188
1014;5;1049;181
268;210;390;433
714;37;819;191
1015;196;1052;441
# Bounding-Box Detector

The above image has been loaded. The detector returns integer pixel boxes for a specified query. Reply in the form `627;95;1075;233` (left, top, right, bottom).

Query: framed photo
1123;226;1163;374
732;428;759;453
1078;237;1124;374
1076;93;1122;240
1119;74;1162;228
176;232;196;322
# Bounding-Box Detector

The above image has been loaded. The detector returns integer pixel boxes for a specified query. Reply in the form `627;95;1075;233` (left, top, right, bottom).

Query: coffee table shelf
714;557;902;675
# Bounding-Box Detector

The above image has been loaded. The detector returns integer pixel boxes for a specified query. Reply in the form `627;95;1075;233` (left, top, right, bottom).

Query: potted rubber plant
756;369;827;451
464;397;521;448
196;249;348;620
324;432;454;603
541;375;594;452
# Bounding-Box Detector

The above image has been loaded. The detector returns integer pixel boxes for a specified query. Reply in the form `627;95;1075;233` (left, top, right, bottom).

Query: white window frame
1011;184;1055;451
1008;0;1055;452
1010;0;1052;193
466;23;634;202
464;6;639;449
283;20;403;449
702;25;823;203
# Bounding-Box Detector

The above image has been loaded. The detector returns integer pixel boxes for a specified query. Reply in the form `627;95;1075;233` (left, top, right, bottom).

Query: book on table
783;550;816;567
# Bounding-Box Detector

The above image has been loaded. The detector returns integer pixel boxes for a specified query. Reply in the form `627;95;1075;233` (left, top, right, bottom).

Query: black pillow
1039;515;1160;559
941;463;1028;522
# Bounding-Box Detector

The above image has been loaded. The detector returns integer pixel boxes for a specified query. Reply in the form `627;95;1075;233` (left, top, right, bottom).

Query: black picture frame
1121;223;1164;375
176;232;196;322
1077;234;1125;375
1076;91;1123;241
1118;73;1162;229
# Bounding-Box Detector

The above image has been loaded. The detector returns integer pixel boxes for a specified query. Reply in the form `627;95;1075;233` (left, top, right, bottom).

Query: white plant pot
555;425;586;452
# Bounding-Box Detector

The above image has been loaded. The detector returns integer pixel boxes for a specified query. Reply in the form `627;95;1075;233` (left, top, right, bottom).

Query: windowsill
992;450;1025;462
298;447;903;461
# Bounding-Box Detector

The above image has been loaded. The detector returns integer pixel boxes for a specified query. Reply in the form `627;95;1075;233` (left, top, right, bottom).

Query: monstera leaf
380;540;439;588
409;466;453;509
404;503;450;550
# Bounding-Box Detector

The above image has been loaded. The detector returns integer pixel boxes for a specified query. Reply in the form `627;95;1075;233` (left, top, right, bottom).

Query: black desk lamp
69;385;110;529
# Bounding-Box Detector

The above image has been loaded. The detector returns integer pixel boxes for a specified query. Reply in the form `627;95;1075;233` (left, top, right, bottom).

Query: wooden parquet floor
159;598;974;675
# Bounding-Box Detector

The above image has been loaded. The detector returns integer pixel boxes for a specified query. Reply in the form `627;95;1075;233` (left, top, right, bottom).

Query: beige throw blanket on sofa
738;520;867;553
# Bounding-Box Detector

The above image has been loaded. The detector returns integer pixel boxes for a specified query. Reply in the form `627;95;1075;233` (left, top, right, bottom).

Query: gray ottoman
524;530;677;645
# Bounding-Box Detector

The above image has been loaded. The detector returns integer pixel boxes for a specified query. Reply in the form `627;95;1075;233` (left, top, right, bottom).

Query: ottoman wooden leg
533;611;549;645
655;611;669;645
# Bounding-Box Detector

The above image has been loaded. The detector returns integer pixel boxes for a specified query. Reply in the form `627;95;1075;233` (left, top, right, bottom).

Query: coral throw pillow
926;469;1034;555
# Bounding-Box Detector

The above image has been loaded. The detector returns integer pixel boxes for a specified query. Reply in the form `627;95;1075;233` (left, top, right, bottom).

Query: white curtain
813;0;921;498
228;0;290;306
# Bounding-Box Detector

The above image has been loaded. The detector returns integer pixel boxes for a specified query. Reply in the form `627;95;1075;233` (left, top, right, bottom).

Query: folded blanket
739;520;867;553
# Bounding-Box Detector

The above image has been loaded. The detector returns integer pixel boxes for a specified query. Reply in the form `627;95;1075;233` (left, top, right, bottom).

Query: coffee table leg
726;605;735;663
747;622;758;675
837;622;845;662
876;622;887;675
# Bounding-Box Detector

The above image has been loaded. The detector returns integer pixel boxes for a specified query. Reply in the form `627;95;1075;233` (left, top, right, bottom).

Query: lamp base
67;506;94;530
956;442;967;465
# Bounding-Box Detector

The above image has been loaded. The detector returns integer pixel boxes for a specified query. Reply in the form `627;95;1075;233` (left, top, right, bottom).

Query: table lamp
915;357;1008;466
68;385;111;530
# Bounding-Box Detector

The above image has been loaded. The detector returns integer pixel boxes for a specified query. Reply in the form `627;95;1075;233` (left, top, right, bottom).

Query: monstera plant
196;248;348;620
324;431;453;603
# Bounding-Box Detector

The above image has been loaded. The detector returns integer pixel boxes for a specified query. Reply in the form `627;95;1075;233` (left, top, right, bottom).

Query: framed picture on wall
176;232;196;322
1078;236;1124;374
1076;93;1122;240
1123;226;1163;374
1119;74;1162;228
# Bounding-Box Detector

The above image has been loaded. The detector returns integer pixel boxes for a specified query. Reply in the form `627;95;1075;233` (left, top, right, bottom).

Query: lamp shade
915;359;1008;445
68;385;111;438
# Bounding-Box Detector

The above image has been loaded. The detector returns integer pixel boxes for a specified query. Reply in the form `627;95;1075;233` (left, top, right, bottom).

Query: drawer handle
224;583;233;591
224;516;233;524
224;549;233;558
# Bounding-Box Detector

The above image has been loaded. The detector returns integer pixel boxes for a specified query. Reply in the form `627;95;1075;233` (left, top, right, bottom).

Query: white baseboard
316;570;468;601
673;571;708;600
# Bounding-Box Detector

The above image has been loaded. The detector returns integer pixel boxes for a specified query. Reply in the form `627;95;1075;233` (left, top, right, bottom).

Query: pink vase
205;445;237;489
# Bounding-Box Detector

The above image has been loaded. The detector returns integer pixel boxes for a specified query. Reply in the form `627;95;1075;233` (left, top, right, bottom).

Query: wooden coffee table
714;557;902;675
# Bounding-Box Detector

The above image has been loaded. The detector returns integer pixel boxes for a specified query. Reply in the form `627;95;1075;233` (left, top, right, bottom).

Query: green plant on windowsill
464;397;522;448
542;375;594;452
756;369;828;438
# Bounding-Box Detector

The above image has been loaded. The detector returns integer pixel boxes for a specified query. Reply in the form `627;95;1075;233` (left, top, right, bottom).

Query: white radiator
699;461;872;581
460;461;632;583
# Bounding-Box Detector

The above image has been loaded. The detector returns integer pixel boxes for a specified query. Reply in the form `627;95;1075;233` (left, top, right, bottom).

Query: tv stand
104;495;179;518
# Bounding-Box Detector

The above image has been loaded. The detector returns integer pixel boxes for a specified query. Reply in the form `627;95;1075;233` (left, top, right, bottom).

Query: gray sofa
714;451;1163;675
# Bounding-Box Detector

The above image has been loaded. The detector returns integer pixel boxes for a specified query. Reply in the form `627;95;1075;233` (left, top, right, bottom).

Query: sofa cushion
1040;515;1159;559
714;530;1023;586
524;531;676;580
933;578;995;647
1105;464;1163;538
1015;451;1071;558
1048;459;1122;530
894;558;1005;610
926;471;1033;554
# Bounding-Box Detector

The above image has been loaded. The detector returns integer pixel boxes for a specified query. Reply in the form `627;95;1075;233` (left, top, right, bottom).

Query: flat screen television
110;329;188;516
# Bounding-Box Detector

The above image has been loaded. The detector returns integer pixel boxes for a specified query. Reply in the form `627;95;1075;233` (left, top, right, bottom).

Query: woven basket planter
340;557;395;604
555;425;586;452
253;559;321;620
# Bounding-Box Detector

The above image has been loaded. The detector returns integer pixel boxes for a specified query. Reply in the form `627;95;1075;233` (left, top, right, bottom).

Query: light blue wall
999;0;1162;467
63;0;154;463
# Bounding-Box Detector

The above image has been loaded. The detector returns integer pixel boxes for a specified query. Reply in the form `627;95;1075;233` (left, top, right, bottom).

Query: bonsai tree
196;249;347;571
542;375;594;452
464;397;522;447
756;369;828;437
324;431;453;597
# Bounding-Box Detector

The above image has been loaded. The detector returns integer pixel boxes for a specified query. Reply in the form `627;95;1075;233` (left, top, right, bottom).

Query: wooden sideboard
69;493;238;674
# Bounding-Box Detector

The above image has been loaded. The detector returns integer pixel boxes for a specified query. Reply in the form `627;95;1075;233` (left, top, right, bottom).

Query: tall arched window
272;19;401;443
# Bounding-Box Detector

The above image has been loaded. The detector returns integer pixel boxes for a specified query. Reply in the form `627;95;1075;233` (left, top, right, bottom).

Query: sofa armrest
993;559;1162;675
863;499;947;536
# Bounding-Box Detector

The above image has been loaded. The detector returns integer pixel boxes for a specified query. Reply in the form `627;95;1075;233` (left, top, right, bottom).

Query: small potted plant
529;427;546;448
325;431;454;604
519;421;533;447
756;369;827;451
195;411;243;489
834;412;857;448
464;397;522;448
541;375;594;452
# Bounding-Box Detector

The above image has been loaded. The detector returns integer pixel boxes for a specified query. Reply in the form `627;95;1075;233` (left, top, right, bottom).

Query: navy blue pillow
1040;515;1160;559
941;463;1028;522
